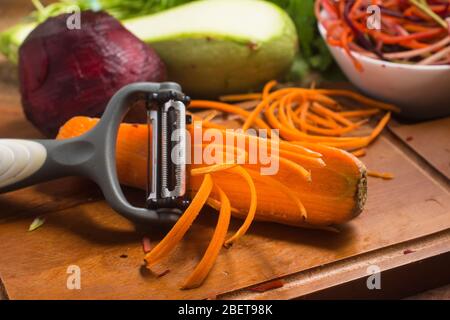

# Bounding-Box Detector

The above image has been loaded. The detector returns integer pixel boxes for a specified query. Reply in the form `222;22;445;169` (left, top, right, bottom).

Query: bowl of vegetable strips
316;0;450;121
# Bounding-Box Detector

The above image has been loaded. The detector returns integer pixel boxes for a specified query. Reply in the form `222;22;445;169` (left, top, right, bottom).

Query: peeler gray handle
0;82;185;225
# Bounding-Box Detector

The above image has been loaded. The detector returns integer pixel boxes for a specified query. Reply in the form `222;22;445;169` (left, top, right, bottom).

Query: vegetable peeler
0;82;191;225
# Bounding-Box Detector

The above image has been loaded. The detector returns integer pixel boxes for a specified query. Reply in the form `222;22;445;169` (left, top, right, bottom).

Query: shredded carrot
189;113;228;130
368;171;395;180
305;112;340;129
264;100;369;147
351;148;367;157
298;101;310;132
339;109;380;118
181;184;231;289
206;197;240;214
144;174;213;267
190;100;272;131
247;169;307;221
191;164;238;176
314;90;400;113
224;167;257;247
219;93;263;102
277;155;312;182
203;110;219;122
300;119;367;136
311;102;355;127
263;80;278;99
242;81;283;130
279;149;326;168
194;143;248;164
369;112;391;143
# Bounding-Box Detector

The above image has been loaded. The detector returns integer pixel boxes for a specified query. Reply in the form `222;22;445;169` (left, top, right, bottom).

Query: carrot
57;115;368;289
313;90;400;113
206;197;240;214
219;93;262;102
352;148;367;158
57;117;367;227
247;169;307;220
369;112;391;143
339;109;380;118
144;174;213;267
298;101;310;132
242;81;279;130
223;166;257;247
311;102;356;127
305;112;340;129
190;100;272;131
181;183;231;289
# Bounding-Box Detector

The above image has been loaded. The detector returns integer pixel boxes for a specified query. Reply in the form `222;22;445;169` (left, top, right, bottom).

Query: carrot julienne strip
298;101;310;132
219;93;263;102
265;101;366;144
301;119;367;136
351;148;367;157
278;149;326;168
263;80;278;99
224;167;257;247
181;183;231;289
190;100;272;131
191;164;238;176
311;102;356;127
305;112;340;129
207;128;323;158
314;90;400;113
206;197;240;214
368;171;395;180
369;112;391;143
144;174;213;267
247;169;307;221
277;155;312;182
203;110;219;122
339;109;381;118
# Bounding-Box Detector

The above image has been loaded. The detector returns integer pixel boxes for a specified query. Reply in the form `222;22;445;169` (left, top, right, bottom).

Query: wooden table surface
0;1;449;300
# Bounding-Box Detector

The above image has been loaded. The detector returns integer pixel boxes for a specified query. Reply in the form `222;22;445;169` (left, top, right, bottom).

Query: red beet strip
142;236;152;253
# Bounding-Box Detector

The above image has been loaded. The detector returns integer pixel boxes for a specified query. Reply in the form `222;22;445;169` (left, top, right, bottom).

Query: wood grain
389;118;450;180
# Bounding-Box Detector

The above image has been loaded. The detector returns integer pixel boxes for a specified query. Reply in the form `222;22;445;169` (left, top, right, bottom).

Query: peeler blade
147;95;190;210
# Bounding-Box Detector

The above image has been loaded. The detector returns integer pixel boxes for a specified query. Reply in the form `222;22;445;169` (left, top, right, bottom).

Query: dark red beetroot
19;11;166;137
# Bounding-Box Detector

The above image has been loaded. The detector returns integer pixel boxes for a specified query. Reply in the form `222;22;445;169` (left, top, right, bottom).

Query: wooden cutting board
0;1;449;300
388;118;450;180
0;66;449;299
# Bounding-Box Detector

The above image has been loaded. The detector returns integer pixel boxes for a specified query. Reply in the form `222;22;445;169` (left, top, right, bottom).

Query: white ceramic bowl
318;23;450;121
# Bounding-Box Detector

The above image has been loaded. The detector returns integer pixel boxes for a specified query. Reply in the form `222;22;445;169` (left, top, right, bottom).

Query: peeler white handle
0;139;47;189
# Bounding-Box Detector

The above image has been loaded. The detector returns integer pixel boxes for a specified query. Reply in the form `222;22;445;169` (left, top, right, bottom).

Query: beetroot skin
19;11;166;137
